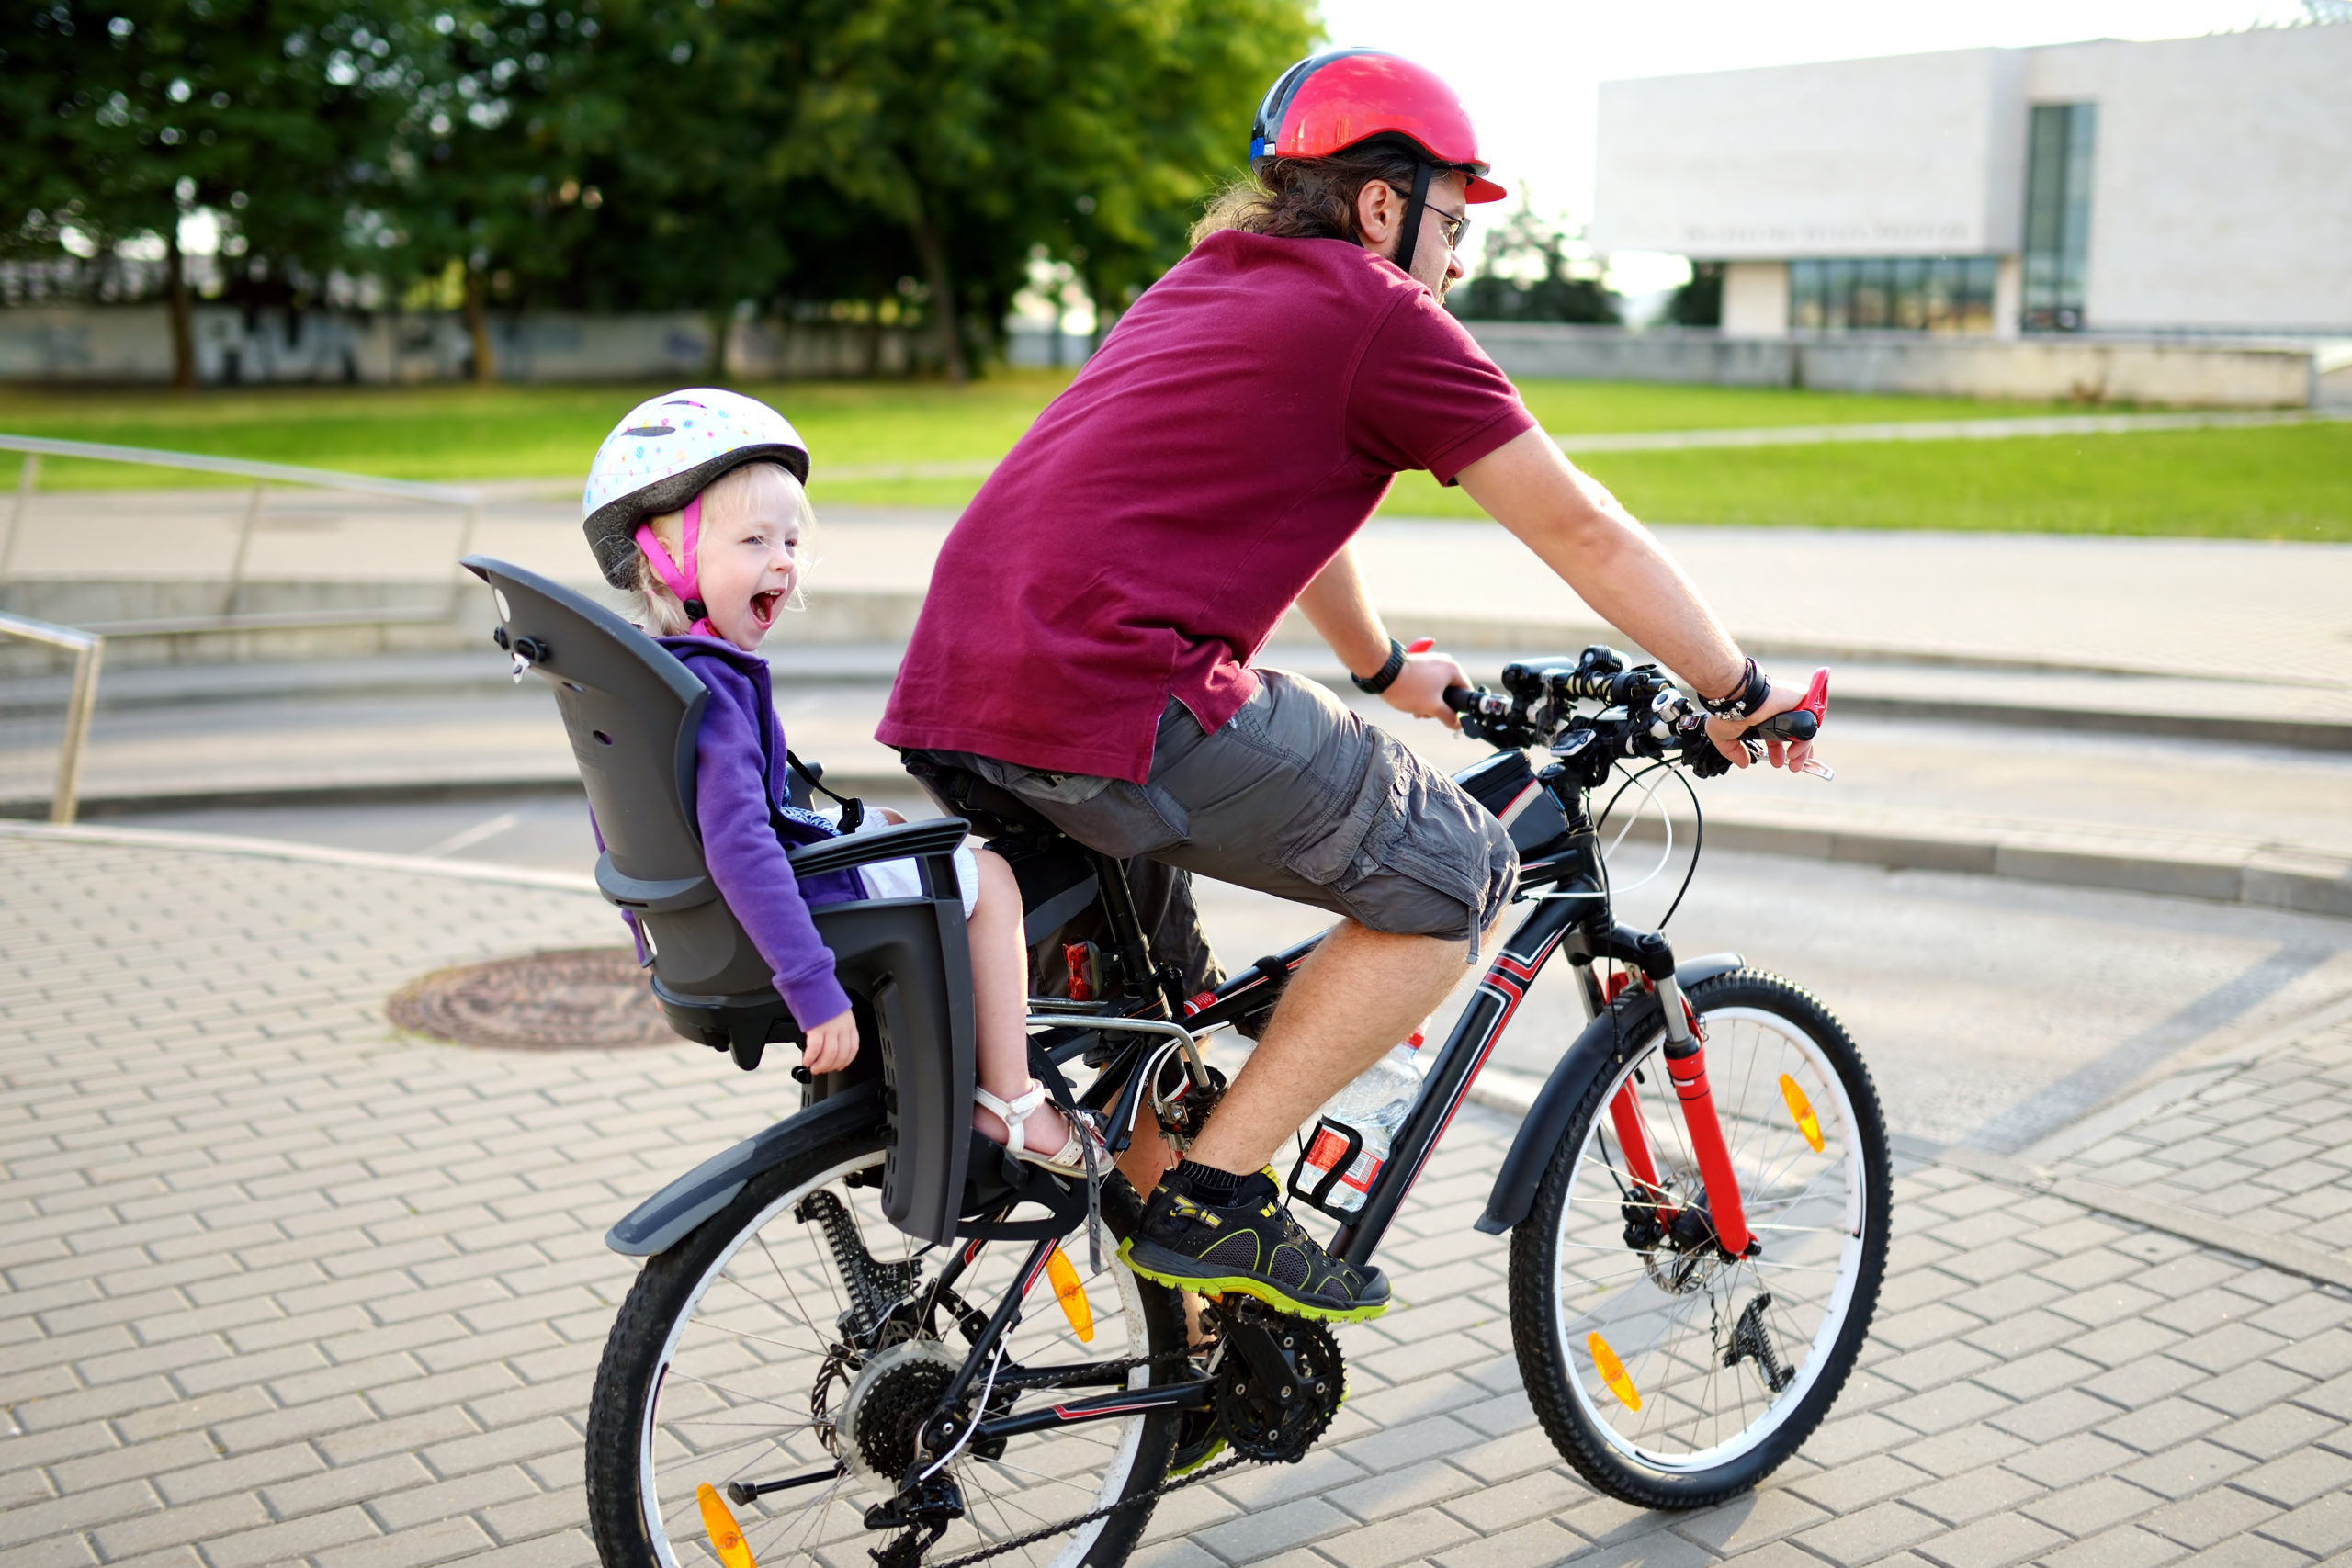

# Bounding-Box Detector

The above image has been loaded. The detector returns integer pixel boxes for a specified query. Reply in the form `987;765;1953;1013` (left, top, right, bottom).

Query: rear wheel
1507;970;1890;1508
585;1133;1184;1566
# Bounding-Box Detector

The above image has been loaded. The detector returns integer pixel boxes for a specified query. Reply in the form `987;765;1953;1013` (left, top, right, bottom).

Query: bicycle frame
1060;768;1756;1274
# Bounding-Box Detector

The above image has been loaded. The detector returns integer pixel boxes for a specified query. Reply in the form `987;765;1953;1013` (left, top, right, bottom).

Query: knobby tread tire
583;1132;1183;1568
1505;969;1892;1509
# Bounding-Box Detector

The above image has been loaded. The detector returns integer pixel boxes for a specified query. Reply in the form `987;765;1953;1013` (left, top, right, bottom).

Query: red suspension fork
1658;977;1753;1256
1608;1087;1668;1209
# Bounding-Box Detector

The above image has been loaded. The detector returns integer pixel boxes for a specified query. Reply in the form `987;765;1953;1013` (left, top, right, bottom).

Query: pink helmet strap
633;493;712;634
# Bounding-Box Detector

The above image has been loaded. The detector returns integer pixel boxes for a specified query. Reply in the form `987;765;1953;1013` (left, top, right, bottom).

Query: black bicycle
470;555;1890;1568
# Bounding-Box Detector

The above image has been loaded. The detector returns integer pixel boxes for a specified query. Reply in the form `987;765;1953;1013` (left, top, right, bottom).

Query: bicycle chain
907;1346;1245;1568
925;1451;1252;1568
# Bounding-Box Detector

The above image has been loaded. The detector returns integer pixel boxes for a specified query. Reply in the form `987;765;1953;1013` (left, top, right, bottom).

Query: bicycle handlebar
1436;649;1829;776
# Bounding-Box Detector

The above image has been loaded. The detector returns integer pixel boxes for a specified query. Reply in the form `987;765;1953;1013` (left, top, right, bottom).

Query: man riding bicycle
879;49;1816;1324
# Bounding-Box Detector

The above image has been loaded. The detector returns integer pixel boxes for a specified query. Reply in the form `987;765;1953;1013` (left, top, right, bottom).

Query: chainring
1212;1304;1346;1464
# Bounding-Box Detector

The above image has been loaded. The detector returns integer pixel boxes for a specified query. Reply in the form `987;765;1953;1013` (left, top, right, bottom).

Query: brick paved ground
2041;1004;2352;1269
7;829;2352;1568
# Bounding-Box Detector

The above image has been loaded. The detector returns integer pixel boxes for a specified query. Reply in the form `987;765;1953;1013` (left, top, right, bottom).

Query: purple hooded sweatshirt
661;633;865;1028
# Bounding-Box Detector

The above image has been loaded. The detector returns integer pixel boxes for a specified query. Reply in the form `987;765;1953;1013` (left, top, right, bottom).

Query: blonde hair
632;461;817;635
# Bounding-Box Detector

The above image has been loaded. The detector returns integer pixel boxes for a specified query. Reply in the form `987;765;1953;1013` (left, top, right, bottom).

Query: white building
1591;28;2352;340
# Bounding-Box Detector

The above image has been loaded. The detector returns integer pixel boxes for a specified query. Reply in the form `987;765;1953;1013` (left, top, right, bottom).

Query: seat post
1090;851;1185;1019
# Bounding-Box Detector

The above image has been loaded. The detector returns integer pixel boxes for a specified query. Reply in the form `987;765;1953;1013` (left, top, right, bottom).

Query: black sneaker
1119;1170;1391;1323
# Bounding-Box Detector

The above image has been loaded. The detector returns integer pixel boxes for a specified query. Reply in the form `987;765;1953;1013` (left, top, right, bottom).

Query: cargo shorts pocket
1355;747;1517;941
967;755;1191;860
1271;735;1389;887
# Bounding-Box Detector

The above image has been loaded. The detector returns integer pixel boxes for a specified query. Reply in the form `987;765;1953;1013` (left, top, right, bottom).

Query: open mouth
750;590;782;628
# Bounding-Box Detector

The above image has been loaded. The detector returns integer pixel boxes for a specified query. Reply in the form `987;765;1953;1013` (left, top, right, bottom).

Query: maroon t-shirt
876;230;1538;784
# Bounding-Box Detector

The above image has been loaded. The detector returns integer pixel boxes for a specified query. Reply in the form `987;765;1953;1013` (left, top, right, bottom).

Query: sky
1315;0;2312;292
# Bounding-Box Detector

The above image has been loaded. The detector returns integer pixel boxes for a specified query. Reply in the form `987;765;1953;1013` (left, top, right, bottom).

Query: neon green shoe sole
1117;1237;1391;1324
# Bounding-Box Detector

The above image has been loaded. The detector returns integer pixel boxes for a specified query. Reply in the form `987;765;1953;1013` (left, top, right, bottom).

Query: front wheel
1507;969;1891;1508
584;1132;1185;1567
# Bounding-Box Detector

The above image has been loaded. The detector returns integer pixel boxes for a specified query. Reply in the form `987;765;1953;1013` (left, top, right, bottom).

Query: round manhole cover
388;948;677;1050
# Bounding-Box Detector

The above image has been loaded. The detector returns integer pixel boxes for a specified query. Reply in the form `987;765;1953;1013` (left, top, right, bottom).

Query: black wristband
1701;658;1770;720
1351;638;1408;695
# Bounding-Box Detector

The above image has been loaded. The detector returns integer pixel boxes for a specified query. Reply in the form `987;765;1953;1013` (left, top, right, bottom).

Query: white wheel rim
1550;1004;1870;1473
634;1150;1157;1566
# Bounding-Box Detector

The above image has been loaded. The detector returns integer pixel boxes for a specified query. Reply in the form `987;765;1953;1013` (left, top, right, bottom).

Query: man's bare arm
1295;546;1393;678
1456;427;1809;766
1297;547;1468;728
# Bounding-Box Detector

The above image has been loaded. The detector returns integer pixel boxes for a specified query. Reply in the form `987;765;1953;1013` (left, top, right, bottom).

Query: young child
582;389;1091;1173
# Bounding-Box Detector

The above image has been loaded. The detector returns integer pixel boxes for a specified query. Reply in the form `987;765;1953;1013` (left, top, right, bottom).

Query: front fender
1474;952;1743;1236
605;1080;883;1257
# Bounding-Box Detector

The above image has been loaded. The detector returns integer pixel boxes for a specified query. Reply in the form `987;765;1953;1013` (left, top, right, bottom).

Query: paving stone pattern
7;834;2352;1567
2048;1008;2352;1267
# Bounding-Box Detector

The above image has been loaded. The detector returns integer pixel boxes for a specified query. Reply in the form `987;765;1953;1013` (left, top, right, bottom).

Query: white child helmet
581;388;809;590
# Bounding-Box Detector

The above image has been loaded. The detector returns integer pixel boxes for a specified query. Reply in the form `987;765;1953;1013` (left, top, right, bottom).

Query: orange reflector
1587;1333;1641;1411
697;1483;756;1568
1046;1244;1095;1343
1779;1074;1825;1153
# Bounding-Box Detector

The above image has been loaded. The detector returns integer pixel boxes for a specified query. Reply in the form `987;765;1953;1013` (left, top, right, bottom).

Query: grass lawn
1385;422;2352;542
2;374;2344;539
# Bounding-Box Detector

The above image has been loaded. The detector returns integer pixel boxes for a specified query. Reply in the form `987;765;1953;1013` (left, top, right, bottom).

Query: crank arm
971;1378;1213;1443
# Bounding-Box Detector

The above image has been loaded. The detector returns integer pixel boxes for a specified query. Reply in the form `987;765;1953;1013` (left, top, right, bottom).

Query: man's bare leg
1183;919;1474;1177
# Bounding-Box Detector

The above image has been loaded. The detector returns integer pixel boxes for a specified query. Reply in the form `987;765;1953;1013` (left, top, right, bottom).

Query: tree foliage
1447;197;1620;326
0;0;1314;382
1667;262;1724;328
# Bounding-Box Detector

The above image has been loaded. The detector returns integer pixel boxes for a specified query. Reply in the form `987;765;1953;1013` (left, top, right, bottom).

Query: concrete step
6;628;2346;751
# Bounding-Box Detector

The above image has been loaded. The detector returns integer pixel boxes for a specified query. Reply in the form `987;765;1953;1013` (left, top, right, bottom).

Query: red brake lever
1404;637;1435;654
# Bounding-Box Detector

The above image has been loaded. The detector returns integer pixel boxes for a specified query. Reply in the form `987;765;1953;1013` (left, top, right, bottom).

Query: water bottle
1295;1028;1429;1213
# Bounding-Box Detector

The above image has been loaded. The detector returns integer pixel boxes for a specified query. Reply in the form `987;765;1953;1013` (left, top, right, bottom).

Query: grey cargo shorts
939;669;1517;946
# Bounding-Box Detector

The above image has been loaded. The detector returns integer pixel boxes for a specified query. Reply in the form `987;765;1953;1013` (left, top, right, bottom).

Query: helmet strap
1391;158;1434;279
634;492;711;628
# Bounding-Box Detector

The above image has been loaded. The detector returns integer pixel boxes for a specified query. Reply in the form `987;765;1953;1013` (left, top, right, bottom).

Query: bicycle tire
585;1130;1185;1567
1507;969;1890;1508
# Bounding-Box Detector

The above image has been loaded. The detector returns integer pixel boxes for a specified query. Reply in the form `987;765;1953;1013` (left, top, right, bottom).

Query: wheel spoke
1532;993;1884;1483
594;1146;1170;1568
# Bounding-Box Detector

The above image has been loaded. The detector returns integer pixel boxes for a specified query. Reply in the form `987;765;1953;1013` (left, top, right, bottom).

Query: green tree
1;0;405;388
1449;196;1619;325
1667;262;1724;328
776;0;1311;379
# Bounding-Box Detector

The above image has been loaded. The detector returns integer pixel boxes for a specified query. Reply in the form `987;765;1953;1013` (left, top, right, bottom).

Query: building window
2022;102;2097;332
1788;257;1999;334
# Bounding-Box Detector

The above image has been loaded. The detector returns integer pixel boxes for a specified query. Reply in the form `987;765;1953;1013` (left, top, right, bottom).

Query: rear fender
1474;952;1743;1236
605;1081;883;1257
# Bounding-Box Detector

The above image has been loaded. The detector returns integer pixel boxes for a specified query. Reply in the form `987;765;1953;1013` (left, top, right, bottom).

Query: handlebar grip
1442;685;1481;715
1752;667;1831;743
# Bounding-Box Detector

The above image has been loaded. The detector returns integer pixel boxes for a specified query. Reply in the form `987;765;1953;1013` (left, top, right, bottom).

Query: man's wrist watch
1700;657;1771;721
1351;637;1408;695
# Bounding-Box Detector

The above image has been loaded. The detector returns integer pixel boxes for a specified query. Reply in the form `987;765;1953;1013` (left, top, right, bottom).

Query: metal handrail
0;434;484;629
0;610;103;824
0;434;480;503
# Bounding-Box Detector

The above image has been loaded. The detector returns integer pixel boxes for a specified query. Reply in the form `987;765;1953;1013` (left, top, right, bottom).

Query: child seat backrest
462;556;974;1244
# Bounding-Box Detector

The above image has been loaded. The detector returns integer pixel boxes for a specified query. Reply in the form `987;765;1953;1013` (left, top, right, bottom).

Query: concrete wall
1721;263;1791;338
1464;323;2326;407
1595;48;2025;260
1593;27;2352;335
2024;30;2352;335
0;305;937;384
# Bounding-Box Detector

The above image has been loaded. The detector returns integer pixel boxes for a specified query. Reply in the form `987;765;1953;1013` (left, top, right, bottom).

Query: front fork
1599;972;1754;1258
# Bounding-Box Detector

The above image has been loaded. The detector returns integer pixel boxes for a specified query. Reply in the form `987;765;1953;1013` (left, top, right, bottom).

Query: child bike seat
463;556;976;1244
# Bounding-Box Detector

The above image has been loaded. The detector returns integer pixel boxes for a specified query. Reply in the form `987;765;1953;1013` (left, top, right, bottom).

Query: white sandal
975;1081;1099;1178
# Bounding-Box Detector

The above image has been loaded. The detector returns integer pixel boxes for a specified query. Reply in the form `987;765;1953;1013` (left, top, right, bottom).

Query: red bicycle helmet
1250;50;1505;275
